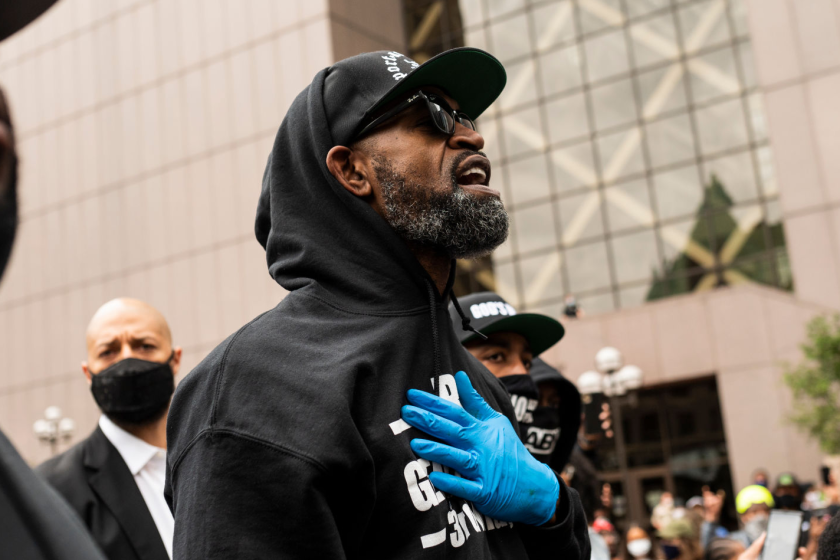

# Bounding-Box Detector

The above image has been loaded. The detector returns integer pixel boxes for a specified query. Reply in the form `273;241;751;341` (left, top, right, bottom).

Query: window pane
460;0;487;29
619;284;652;308
551;141;597;193
746;92;767;142
704;152;759;204
654;165;703;221
502;105;545;158
565;240;612;292
557;190;605;244
578;0;623;35
605;178;654;233
678;0;730;55
598;126;645;182
730;0;750;38
738;41;757;90
539;44;583;96
519;251;564;305
611;229;661;284
584;29;630;82
688;47;740;104
486;0;526;20
756;146;777;196
490;12;531;62
513;202;557;254
575;291;616;315
627;0;669;19
695;98;748;155
545;91;589;144
499;58;538;109
531;1;576;51
629;13;679;69
508;153;552;207
637;65;688;119
591;77;637;131
646;113;695;168
493;259;521;306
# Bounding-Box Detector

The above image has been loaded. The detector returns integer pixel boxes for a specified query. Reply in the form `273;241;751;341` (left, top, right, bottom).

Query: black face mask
775;495;801;510
500;374;540;426
90;354;175;426
524;406;562;463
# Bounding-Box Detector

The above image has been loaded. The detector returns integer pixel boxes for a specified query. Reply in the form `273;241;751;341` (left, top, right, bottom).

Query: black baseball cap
1;0;58;42
449;292;565;357
323;47;506;146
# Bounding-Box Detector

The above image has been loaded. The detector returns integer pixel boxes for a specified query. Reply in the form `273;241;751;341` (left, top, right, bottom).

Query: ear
171;346;183;377
82;361;92;385
326;146;373;198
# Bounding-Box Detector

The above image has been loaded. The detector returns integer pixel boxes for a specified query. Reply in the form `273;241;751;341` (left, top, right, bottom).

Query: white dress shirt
99;415;174;559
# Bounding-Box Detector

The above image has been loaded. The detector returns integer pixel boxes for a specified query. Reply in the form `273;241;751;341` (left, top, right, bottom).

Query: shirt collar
98;415;165;476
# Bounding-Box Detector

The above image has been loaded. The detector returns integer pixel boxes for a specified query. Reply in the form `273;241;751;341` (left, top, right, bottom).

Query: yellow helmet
736;485;775;515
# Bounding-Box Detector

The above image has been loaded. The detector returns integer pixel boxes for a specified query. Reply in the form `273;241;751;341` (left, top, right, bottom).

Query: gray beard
374;157;509;260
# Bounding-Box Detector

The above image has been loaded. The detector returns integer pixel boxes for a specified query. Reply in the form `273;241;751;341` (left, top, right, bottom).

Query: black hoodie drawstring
425;280;443;379
450;292;488;341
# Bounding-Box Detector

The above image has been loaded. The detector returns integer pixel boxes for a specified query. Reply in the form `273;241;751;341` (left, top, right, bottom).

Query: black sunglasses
355;90;477;139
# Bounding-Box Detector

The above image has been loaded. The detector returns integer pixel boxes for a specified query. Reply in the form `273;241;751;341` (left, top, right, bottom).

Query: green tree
784;314;840;454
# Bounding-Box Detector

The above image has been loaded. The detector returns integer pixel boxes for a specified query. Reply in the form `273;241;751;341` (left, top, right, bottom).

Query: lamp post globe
577;370;604;395
595;346;623;374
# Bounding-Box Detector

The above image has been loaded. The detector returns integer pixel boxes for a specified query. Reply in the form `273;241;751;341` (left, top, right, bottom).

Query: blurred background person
658;517;703;560
730;485;775;547
626;526;654;560
37;298;180;560
752;470;770;489
706;539;745;560
652;492;676;531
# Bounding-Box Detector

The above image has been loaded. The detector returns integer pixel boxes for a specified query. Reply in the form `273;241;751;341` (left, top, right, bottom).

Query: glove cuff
533;463;561;526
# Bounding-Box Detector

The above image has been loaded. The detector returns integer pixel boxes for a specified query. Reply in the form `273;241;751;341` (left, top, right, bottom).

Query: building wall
745;0;840;309
0;0;339;464
542;283;828;490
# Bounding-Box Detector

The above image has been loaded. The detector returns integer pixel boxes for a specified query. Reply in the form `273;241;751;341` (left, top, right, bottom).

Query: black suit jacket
36;426;170;560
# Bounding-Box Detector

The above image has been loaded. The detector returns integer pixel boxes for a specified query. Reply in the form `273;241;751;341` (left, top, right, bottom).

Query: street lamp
577;347;643;523
33;406;75;457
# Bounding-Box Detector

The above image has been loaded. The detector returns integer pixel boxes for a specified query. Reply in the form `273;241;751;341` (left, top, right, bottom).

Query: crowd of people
580;470;840;560
0;4;838;560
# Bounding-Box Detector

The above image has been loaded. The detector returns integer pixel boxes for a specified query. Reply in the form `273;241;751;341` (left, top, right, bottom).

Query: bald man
37;298;181;560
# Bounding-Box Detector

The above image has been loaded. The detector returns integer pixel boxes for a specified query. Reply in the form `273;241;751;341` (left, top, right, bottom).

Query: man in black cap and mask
448;291;581;474
166;47;589;559
38;298;179;560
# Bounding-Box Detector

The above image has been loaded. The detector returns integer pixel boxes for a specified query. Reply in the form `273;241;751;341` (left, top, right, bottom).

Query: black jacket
36;427;169;560
164;63;590;559
0;428;106;560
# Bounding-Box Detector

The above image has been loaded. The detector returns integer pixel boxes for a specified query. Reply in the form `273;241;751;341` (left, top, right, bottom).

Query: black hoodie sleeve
516;475;591;560
168;430;365;560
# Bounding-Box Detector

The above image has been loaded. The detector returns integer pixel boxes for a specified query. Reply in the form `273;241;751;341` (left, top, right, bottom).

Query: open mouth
455;155;498;196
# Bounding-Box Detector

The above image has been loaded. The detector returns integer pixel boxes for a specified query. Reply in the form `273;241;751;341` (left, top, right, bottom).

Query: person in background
701;486;731;547
653;492;677;530
448;291;580;471
626;526;654;560
817;512;840;560
658;517;703;560
775;473;804;512
730;485;775;548
563;294;583;318
37;298;179;560
706;539;745;560
752;469;770;489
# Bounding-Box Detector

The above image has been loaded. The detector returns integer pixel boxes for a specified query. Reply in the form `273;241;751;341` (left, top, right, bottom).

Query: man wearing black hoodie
165;48;589;559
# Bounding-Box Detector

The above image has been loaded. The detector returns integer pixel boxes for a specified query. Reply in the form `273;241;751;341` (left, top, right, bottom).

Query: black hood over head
255;63;437;313
530;358;582;472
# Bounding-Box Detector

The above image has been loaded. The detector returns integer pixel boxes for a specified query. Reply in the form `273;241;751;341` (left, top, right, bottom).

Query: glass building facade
406;0;789;316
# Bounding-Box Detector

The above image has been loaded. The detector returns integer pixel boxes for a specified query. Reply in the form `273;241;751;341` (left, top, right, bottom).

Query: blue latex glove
401;370;560;526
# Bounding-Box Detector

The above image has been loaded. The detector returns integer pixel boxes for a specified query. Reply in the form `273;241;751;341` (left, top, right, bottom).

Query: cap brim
462;313;565;357
368;47;506;121
0;0;58;42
